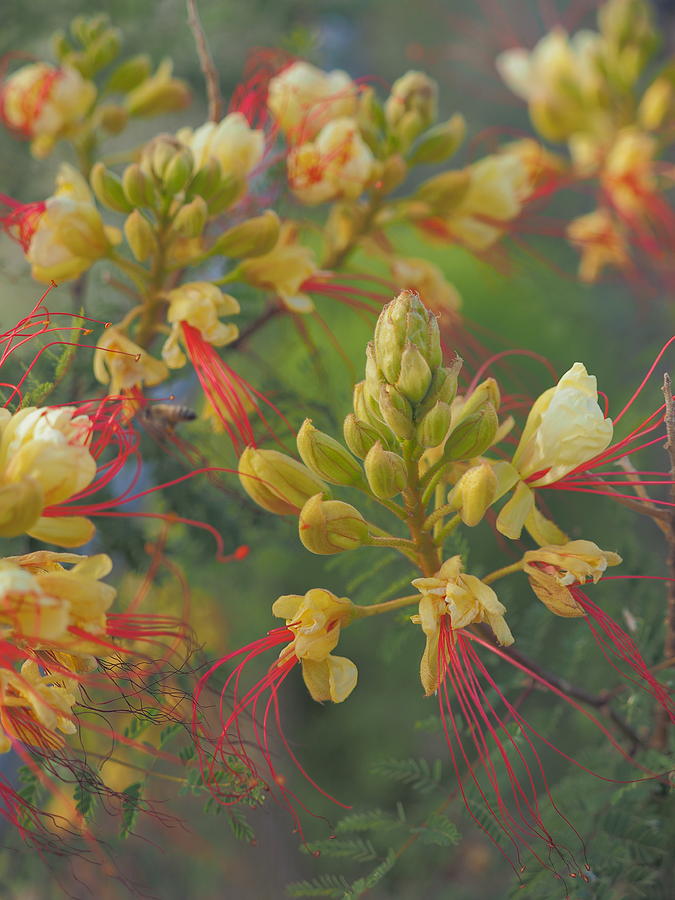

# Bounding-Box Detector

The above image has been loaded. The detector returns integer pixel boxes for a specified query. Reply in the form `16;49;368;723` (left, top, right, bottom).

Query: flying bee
138;403;197;438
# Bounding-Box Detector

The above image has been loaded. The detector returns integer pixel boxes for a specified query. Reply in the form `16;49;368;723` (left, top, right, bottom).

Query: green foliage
334;809;400;834
119;782;143;839
413;812;460;847
301;838;378;863
286;874;352;898
371;756;443;795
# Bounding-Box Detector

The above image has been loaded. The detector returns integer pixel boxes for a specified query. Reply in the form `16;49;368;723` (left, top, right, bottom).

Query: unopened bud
414;169;471;215
0;479;44;538
298;494;369;554
448;462;498;526
213;211;281;258
122;163;153;208
364;441;407;499
105;54;152;93
454;378;500;425
357;85;386;136
416;400;452;448
417;358;463;418
325;203;366;256
238;447;331;516
206;174;246;215
443;404;498;461
385;71;438;141
187;157;223;201
376;154;408;194
124;209;157;261
343;414;381;459
396;341;434;404
125;60;190;117
408;114;466;166
378;384;414;441
85;28;122;73
352;382;394;444
171;196;208;239
97;103;127;134
163;147;194;194
639;73;675;130
297;419;365;487
90;163;132;213
373;290;441;398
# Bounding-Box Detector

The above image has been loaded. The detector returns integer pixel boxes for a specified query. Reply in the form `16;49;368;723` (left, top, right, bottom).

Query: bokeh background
1;1;674;898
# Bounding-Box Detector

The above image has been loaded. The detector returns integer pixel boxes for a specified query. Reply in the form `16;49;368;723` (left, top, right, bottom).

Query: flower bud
448;463;498;526
299;494;369;554
454;378;500;425
163;147;194;194
416;400;452;448
90;162;132;213
414;170;471;215
378;384;414;441
639;72;675;130
97;103;128;134
408;114;466;166
443;404;498;461
206;174;246;215
0;479;44;538
188;157;223;200
212;211;281;258
122;163;153;208
416;358;463;418
343;414;380;459
239;447;331;516
376;154;408;194
385;71;438;140
125;60;190;117
105;54;152;93
124;210;157;262
297;419;364;487
373;290;442;400
364;441;407;499
352;382;394;444
171;196;208;239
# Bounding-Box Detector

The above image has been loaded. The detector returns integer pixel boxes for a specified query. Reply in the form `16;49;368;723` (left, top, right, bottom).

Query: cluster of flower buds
0;14;189;160
497;0;674;282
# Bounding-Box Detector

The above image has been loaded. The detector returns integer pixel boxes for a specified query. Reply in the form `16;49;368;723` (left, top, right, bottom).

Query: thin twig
186;0;223;122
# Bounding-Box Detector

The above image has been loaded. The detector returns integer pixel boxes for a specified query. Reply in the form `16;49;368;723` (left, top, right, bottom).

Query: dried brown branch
186;0;223;122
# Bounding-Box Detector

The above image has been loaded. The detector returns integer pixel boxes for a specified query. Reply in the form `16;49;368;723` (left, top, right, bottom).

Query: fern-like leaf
371;756;442;794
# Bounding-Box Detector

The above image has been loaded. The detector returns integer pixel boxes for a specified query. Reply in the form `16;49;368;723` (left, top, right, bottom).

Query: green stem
434;514;461;547
420;456;447;504
322;194;384;270
482;560;524;585
353;594;419;618
423;503;457;531
402;453;441;577
366;535;417;552
109;252;151;291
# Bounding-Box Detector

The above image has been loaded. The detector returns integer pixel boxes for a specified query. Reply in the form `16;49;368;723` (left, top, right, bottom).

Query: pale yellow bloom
1;63;96;158
0;660;77;753
177;112;265;179
93;327;169;396
447;153;529;250
161;282;240;368
288;117;374;205
389;257;461;313
25;164;120;283
602;128;657;216
567;209;629;282
267;61;357;140
412;557;513;695
0;561;70;644
239;224;317;312
272;588;357;702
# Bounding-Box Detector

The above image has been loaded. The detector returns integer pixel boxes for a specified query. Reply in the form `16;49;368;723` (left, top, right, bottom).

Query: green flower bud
343;414;380;459
416;400;452;448
124;210;157;262
373;290;441;398
378;384;414;441
358;85;386;136
122;163;153;208
299;494;369;554
238;447;331;516
188;158;223;201
443;404;498;461
147;136;181;180
454;378;501;426
364;441;407;499
385;71;438;139
414;169;471;215
125;61;190;117
163;147;195;194
448;462;498;526
206;174;246;216
416;358;462;418
90;162;132;213
376;154;408;194
171;196;208;239
352;382;393;444
105;54;152;93
97;104;128;135
212;211;281;258
85;28;122;74
408;114;466;166
297;419;364;487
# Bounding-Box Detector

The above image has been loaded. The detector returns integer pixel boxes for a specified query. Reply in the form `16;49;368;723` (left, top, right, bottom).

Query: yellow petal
326;654;358;702
496;480;534;539
27;515;95;548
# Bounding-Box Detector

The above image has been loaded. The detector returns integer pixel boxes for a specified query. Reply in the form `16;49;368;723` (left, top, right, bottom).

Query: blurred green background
1;2;674;899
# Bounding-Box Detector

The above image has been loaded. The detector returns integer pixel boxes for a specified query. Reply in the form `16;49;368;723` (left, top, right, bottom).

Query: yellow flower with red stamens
161;282;240;369
177;112;264;180
239;224;317;312
267;61;357;140
272;588;357;702
567;209;630;282
0;660;77;753
93;326;169;396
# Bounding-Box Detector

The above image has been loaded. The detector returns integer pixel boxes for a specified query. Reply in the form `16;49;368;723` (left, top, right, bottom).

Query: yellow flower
523;540;622;617
389;257;461;314
412;557;513;695
239;224;317;312
161;281;240;369
602;128;657;217
567;209;629;282
0;660;77;753
93;327;169;396
25;164;120;283
0;561;70;644
272;588;357;702
0;63;96;158
177;112;264;179
288;117;374;206
447;152;529;250
0;406;97;546
267;61;357;140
